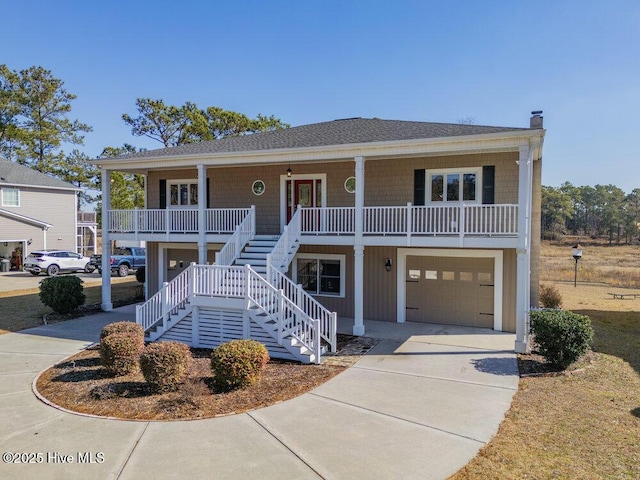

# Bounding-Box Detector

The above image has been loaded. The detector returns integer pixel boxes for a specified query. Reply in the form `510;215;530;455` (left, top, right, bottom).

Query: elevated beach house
94;114;544;363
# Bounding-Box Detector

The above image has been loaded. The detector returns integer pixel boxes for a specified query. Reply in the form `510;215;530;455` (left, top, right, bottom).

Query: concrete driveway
0;306;518;479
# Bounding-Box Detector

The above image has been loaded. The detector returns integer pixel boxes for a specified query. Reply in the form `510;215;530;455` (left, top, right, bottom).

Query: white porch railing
268;208;302;272
215;206;255;266
108;207;253;235
298;204;518;236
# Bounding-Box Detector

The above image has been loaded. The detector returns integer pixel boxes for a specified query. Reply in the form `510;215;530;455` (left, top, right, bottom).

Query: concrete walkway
0;306;518;479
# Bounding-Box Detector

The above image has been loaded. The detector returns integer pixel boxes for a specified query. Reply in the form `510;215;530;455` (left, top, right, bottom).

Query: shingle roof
0;158;78;190
109;117;531;161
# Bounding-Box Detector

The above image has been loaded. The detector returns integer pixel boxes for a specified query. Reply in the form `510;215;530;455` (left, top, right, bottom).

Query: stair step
236;258;267;266
240;252;270;259
245;246;274;253
253;235;280;241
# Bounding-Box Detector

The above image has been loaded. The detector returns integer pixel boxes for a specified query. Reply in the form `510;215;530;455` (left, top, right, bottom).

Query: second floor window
1;187;19;207
168;181;198;207
428;169;480;203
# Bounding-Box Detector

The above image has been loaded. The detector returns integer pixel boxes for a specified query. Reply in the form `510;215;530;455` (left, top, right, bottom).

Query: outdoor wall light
385;258;392;272
286;166;292;177
27;238;32;245
572;244;583;287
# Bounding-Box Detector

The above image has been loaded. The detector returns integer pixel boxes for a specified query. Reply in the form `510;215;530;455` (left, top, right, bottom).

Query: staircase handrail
266;208;336;352
136;264;194;332
245;266;322;363
268;268;337;352
268;207;301;272
215;206;255;266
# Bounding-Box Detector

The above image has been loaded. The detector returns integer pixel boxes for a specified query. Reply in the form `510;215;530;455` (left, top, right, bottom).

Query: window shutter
159;179;166;209
414;169;425;206
206;178;210;208
482;166;495;204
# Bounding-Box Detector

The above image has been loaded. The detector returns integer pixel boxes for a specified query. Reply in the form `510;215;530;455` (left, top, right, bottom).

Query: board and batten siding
0;187;77;252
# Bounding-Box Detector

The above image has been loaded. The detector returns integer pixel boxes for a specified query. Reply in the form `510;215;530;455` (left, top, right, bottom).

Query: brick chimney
530;110;543;128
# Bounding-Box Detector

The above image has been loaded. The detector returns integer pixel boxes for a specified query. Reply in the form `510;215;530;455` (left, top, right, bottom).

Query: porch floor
337;317;516;352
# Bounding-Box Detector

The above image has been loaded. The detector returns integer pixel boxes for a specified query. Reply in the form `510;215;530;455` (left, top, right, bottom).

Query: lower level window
295;254;345;297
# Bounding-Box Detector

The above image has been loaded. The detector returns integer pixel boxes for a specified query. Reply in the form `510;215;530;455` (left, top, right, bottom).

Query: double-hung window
294;253;345;297
1;187;19;207
428;168;480;203
168;180;198;208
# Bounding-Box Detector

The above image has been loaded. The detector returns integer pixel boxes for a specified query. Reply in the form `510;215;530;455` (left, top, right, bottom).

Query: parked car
23;250;92;276
90;246;146;277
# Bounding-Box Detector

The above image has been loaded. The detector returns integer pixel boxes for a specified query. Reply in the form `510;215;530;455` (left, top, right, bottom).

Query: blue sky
2;1;639;191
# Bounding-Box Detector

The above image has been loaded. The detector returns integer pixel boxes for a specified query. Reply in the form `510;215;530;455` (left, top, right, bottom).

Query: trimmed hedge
530;309;594;369
211;340;270;391
39;275;85;314
140;342;192;392
100;321;144;341
135;266;146;284
100;332;145;376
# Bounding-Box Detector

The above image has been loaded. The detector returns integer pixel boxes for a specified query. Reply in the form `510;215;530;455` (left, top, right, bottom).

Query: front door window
286;178;322;222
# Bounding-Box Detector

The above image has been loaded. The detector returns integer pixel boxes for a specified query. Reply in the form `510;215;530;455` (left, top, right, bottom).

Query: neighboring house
94;114;544;363
0;158;81;268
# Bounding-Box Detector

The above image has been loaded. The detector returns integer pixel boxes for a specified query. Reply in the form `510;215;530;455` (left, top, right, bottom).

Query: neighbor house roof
102;117;534;162
0;208;53;229
0;158;79;191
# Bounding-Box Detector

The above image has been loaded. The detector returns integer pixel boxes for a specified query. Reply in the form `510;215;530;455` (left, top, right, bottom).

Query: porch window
427;168;480;203
1;187;19;207
168;180;198;207
294;253;345;297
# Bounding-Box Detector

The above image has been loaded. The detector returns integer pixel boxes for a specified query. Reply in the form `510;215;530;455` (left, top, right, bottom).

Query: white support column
353;156;365;336
101;168;113;311
515;144;534;353
197;164;207;265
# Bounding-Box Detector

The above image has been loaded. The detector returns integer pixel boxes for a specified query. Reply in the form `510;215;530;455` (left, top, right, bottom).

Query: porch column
353;156;365;336
197;164;207;265
101;168;113;311
515;144;534;353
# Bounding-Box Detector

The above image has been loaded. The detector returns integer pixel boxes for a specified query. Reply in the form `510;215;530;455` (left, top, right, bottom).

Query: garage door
405;256;494;328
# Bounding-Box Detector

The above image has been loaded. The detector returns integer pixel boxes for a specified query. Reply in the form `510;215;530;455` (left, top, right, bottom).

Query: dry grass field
0;278;140;335
452;240;640;479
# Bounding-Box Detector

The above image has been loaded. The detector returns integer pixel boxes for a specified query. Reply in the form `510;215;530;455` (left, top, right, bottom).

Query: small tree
39;276;85;314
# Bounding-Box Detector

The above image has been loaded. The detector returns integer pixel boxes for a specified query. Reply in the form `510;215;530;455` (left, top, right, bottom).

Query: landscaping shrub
100;332;145;376
211;340;270;391
539;283;562;309
140;342;192;392
39;275;85;314
100;321;144;341
530;309;594;369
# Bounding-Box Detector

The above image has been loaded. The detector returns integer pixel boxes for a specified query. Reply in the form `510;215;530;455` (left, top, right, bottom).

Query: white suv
23;250;92;276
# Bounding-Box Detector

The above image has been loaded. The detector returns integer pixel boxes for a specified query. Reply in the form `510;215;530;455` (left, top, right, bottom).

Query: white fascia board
0;182;79;192
91;129;546;172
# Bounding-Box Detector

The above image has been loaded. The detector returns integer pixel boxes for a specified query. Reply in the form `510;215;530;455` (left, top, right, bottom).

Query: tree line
542;183;640;243
0;64;288;212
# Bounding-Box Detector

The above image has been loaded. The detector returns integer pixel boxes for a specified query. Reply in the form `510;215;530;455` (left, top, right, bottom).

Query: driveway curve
0;305;518;479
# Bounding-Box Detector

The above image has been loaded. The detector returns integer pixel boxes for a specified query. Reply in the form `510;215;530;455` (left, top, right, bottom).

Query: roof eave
91;128;545;171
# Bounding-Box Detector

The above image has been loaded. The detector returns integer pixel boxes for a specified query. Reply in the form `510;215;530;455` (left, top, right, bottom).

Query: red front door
287;179;321;223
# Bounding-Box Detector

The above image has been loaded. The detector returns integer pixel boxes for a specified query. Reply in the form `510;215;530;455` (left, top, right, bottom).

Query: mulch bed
35;334;379;421
517;350;598;377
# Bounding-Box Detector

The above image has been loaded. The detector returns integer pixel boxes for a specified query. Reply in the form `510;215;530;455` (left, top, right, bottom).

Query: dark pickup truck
90;246;146;277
